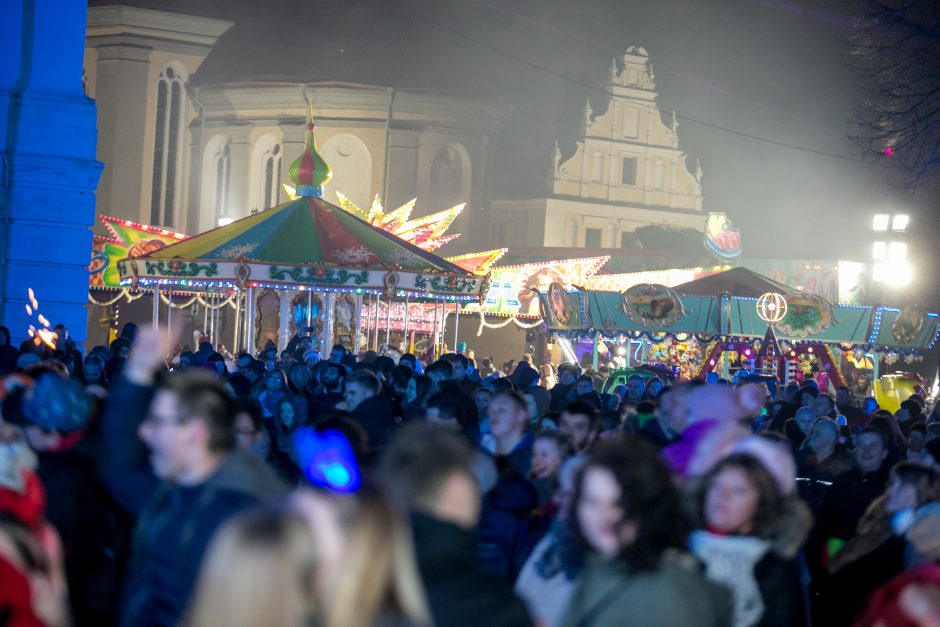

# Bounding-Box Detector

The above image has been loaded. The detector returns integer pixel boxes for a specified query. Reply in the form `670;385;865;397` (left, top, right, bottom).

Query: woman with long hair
185;507;318;627
325;483;431;627
561;438;731;627
689;452;811;627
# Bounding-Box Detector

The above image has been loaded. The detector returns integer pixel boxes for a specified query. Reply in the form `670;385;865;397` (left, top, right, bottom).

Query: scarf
690;530;770;627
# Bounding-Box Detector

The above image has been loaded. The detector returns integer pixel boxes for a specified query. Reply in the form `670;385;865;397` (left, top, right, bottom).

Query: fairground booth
539;267;940;408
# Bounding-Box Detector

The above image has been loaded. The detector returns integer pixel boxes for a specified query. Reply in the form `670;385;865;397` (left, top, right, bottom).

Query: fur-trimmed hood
685;481;814;560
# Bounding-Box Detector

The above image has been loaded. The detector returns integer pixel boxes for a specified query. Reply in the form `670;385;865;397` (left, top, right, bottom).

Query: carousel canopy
672;267;792;298
118;104;485;302
539;269;940;353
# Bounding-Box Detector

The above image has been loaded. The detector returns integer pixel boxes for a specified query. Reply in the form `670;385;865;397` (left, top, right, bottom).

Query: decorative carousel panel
254;289;281;352
290;292;323;340
777;292;834;338
619;284;685;328
334;295;357;348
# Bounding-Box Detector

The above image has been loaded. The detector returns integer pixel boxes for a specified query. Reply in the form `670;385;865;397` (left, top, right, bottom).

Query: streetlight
872;213;912;287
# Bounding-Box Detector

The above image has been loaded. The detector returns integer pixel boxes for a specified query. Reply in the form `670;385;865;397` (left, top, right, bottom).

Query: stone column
91;41;151;223
227;124;252;219
0;0;102;348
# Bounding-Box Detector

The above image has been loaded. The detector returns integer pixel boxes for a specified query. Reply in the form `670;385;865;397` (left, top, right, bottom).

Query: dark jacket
37;444;132;627
690;498;812;627
561;553;732;627
100;376;287;627
477;458;539;580
351;393;397;449
120;449;286;627
814;496;908;626
549;384;574;412
808;464;890;577
411;512;532;627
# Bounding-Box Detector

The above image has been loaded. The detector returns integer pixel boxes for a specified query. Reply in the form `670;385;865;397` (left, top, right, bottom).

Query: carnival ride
538;267;940;393
110;104;493;355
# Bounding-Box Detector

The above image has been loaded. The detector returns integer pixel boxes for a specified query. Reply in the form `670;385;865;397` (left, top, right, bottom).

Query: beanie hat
731;435;797;497
23;375;91;433
511;362;540;389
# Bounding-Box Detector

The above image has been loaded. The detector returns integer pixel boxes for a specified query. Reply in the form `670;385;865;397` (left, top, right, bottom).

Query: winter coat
560;552;733;627
351;393;397;449
808;464;890;575
690;534;807;627
410;512;532;627
549;384;575;412
119;448;287;627
100;376;287;627
477;453;539;580
0;344;18;375
815;496;908;627
37;445;131;626
687;486;812;627
515;520;584;627
795;445;854;518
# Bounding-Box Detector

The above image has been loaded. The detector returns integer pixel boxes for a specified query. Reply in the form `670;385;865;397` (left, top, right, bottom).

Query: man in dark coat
808;428;890;582
101;329;286;627
345;368;397;449
382;425;532;627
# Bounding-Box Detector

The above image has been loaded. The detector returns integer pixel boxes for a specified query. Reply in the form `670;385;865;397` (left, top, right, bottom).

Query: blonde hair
185;507;317;627
325;484;431;627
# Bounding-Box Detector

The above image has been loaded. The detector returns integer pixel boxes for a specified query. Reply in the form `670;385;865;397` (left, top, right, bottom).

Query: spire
551;140;561;178
582;97;593;132
288;99;332;197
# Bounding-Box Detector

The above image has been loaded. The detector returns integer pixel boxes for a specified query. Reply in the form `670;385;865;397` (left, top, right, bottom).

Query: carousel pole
166;289;172;332
402;295;410;351
438;302;446;356
203;292;209;339
385;297;392;350
152;283;160;330
432;300;440;359
354;293;364;354
246;286;256;355
373;294;382;352
363;294;372;352
212;289;218;347
323;292;336;354
233;290;242;354
453;302;459;351
306;290;313;330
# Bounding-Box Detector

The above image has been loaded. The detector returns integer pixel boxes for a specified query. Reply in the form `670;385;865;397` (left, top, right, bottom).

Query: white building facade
491;47;705;249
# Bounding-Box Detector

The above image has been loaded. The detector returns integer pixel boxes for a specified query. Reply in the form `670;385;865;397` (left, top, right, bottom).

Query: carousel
538;267;940;397
116;105;489;355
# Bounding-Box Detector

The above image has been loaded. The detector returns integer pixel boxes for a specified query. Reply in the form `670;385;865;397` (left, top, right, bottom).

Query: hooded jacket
100;376;287;627
687;483;812;627
120;448;286;627
411;512;532;627
351;393;397;449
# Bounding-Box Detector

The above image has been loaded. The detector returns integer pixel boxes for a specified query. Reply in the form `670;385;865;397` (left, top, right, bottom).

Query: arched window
429;143;471;212
210;141;230;224
262;143;282;209
150;64;187;226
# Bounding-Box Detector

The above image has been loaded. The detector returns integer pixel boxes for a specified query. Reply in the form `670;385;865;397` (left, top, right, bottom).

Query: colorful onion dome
288;100;332;197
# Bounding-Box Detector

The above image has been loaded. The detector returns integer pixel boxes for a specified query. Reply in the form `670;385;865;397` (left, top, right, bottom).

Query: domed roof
191;0;500;96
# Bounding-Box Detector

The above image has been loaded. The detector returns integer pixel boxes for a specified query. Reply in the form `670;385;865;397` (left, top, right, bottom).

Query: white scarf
689;530;771;627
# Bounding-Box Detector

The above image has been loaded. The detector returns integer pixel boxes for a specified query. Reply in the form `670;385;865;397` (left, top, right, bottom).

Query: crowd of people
3;321;940;626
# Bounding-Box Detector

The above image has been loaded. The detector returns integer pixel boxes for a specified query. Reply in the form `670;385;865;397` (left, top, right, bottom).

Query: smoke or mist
104;0;910;264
